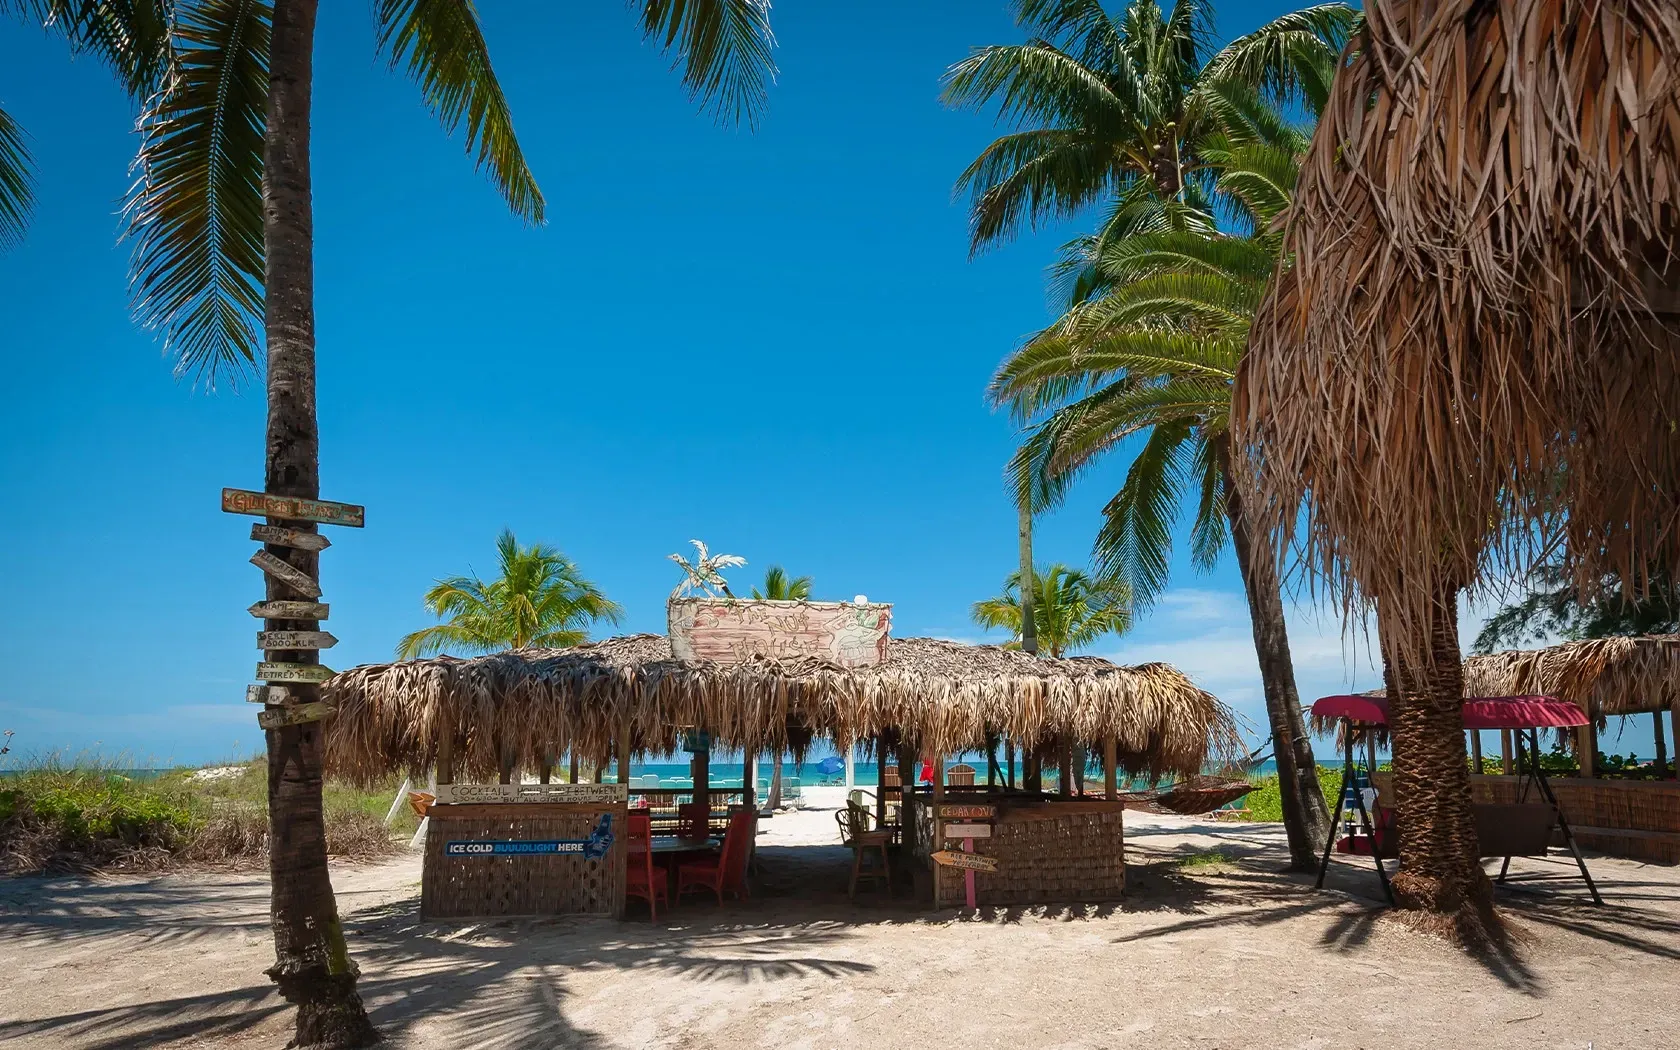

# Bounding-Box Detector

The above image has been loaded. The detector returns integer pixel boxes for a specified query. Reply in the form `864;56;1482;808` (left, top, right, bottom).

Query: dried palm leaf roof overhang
1232;0;1680;656
322;635;1243;786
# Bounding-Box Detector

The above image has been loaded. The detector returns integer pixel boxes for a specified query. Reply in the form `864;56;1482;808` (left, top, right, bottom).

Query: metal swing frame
1314;718;1394;904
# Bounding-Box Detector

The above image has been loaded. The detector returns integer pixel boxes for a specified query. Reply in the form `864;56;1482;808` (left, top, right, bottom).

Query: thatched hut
324;634;1241;785
1463;636;1680;719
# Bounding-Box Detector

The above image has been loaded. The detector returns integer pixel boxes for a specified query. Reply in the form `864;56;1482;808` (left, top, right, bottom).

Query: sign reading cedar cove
223;487;365;528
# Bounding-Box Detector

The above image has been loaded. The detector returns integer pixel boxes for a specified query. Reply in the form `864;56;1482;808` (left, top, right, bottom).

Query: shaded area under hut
324;635;1242;916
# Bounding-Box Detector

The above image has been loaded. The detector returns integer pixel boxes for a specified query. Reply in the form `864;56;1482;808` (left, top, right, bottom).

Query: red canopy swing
1310;694;1602;905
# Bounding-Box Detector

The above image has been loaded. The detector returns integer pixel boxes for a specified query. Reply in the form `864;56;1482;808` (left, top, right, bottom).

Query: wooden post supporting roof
1580;722;1598;779
931;754;945;908
742;744;757;812
1500;730;1514;775
875;735;887;828
1652;712;1668;778
1104;734;1118;799
437;721;454;785
617;723;632;785
1469;730;1483;772
568;750;579;784
1058;745;1073;798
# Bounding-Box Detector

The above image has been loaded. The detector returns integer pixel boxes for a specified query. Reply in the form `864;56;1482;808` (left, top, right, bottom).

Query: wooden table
649;835;718;855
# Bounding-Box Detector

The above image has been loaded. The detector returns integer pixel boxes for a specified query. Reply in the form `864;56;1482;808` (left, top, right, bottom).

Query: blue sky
0;2;1437;766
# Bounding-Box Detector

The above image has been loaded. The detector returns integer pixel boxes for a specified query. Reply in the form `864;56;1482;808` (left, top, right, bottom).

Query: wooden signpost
257;662;335;684
247;684;292;704
257;630;338;650
435;783;628;805
251;523;331;551
938;804;996;820
257;701;334;730
944;823;992;839
931;849;997;873
223;488;365;528
249;600;330;621
250;550;323;598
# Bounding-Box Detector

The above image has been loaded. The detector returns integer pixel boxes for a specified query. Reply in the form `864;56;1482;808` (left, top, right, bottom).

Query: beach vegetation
751;566;814;601
972;563;1132;658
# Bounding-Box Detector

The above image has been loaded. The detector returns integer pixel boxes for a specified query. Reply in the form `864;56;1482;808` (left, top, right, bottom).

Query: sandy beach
1;785;1675;1049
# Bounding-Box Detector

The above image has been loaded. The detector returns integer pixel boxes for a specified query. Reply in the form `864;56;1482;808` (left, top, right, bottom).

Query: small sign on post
250;550;322;598
938;804;996;820
247;684;292;704
249;600;330;621
223;488;365;527
257;662;335;684
944;823;992;839
931;849;998;873
257;701;334;730
250;523;331;551
258;630;338;650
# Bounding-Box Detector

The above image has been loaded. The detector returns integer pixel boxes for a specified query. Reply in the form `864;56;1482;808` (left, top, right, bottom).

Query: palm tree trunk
1018;504;1038;656
1380;590;1497;942
768;751;784;809
259;2;377;1044
1216;440;1329;869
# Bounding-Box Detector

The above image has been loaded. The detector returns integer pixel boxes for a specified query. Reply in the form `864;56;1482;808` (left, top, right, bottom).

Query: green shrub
1230;765;1345;823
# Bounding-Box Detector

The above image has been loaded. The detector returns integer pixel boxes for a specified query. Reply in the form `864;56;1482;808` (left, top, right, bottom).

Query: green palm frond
48;0;174;93
374;0;544;224
125;0;269;385
953;128;1120;251
1188;431;1228;569
1198;2;1359;116
751;565;813;600
1092;421;1194;608
1085;226;1276;288
943;40;1133;134
972;562;1132;656
1011;0;1123;67
0;104;33;252
636;0;778;128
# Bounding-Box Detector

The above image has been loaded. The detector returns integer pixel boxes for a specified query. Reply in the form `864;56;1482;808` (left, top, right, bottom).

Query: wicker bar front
932;802;1126;907
422;802;628;919
1470;775;1680;864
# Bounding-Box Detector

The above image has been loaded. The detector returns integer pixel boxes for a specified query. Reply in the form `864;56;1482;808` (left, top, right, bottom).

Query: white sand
2;786;1676;1049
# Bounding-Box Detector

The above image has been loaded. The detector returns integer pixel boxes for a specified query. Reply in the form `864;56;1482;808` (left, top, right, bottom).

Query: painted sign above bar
258;630;338;650
931;849;998;873
938;804;996;820
223;488;365;528
257;701;334;730
944;823;992;839
667;598;892;667
445;815;614;860
249;600;330;621
250;523;331;551
250;550;322;598
257;662;335;684
435;783;628;805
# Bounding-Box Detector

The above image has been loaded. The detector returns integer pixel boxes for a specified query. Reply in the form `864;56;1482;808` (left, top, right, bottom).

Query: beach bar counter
325;598;1240;917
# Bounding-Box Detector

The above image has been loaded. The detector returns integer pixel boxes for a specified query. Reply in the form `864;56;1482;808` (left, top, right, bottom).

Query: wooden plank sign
250;550;322;598
249;600;330;620
435;783;628;805
939;804;996;820
251;523;331;551
258;701;334;730
257;662;335;684
223;488;365;528
247;684;292;704
931;849;998;873
258;630;338;650
944;823;992;839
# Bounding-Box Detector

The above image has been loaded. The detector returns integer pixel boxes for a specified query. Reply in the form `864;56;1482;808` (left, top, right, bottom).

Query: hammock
1115;776;1255;816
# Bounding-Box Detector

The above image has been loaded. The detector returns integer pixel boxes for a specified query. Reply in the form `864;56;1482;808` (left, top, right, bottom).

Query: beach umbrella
815;756;845;778
1234;0;1680;942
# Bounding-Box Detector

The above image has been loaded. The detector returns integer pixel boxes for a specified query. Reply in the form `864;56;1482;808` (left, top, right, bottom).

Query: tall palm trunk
260;2;377;1044
1017;503;1038;656
1380;589;1496;941
1216;438;1329;869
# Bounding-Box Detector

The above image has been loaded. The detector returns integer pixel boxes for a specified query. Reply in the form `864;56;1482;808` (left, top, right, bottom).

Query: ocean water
623;756;1280;788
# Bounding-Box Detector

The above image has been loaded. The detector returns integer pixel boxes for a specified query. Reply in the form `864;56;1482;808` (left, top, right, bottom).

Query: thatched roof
1234;0;1680;659
323;634;1242;786
1464;636;1680;718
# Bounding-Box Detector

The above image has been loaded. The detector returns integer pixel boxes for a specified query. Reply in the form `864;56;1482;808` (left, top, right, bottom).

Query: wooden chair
836;801;893;901
624;813;668;921
677;810;755;905
675;801;709;840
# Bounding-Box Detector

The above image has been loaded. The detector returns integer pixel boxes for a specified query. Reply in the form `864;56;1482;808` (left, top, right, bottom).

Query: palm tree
941;0;1357;253
990;132;1332;867
751;565;812;600
669;539;748;598
397;530;622;658
121;3;775;1042
971;563;1132;659
1;1;171;250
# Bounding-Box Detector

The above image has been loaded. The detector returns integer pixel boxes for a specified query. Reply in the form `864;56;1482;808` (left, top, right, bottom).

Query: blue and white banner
445;814;614;860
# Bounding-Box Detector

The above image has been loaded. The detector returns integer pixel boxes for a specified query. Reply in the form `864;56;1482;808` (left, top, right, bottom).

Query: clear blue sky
1;2;1446;767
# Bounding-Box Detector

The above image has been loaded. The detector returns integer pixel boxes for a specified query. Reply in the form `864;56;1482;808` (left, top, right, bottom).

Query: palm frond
635;0;777;128
1198;3;1359;116
1093;421;1193;609
124;0;268;386
374;0;544;223
1188;431;1228;569
0;104;33;252
953;128;1119;252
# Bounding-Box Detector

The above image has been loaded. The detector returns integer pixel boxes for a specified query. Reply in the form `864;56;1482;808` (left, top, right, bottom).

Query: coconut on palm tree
397;530;622;658
990;132;1332;868
972;563;1132;658
1235;0;1680;942
122;3;776;1041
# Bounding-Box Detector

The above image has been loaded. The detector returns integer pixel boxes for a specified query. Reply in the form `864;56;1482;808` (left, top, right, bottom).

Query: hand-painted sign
667;597;892;667
249;600;330;621
445;815;614;859
247;684;292;704
931;849;998;873
223;488;365;527
258;630;338;650
680;729;710;753
257;662;335;683
257;701;334;729
250;523;331;551
944;823;992;839
250;550;323;598
435;783;627;805
938;804;996;820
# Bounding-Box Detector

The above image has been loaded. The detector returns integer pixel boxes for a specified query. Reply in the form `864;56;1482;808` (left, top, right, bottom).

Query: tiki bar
323;598;1241;919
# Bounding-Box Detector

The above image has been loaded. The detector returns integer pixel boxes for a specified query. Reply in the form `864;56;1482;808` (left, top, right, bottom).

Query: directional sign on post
258;630;338;650
223;488;365;527
247;684;292;704
257;662;335;684
258;701;334;730
250;550;322;598
249;600;330;621
931;849;998;873
250;524;330;551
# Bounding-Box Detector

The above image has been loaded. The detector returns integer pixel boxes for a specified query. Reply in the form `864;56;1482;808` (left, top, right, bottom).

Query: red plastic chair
625;813;668;921
675;801;710;841
676;810;755;905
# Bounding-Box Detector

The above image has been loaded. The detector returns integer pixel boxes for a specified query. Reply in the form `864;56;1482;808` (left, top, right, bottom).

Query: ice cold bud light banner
445;815;614;859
